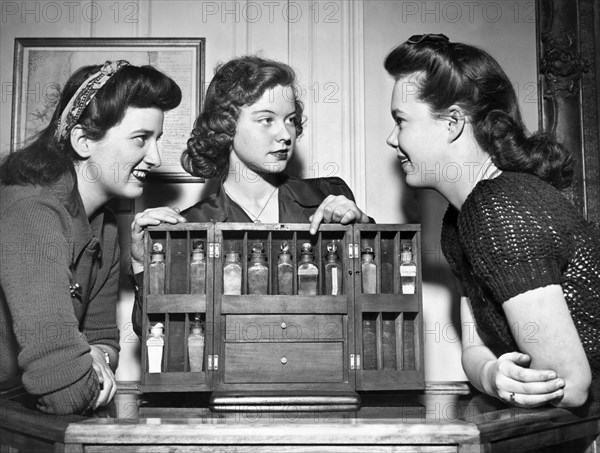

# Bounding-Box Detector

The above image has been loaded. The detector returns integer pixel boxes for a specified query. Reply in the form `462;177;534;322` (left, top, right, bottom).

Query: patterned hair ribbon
54;60;130;141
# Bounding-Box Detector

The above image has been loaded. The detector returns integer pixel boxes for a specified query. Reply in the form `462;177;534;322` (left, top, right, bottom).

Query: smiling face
75;106;164;206
229;84;297;178
386;75;450;189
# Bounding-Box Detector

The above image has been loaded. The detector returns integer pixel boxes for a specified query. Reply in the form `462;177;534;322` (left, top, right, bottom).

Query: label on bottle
278;263;293;295
147;336;164;373
149;262;166;294
188;330;205;372
400;268;417;277
223;262;242;295
331;267;338;295
298;264;318;296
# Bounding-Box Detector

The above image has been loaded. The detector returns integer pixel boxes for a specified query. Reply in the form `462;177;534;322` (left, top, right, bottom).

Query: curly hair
181;55;304;179
384;36;573;189
1;64;181;186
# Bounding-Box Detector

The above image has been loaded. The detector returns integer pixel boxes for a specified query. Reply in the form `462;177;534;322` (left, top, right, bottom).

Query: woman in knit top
0;61;181;414
384;34;600;408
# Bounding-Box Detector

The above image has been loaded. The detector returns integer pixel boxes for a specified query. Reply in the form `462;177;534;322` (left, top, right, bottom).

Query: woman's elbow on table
552;375;591;408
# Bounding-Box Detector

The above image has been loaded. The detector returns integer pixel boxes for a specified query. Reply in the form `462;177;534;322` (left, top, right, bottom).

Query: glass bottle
297;242;318;296
147;322;165;373
361;247;377;294
149;242;166;294
362;316;377;370
400;244;417;294
223;251;242;295
324;241;343;295
277;241;294;295
248;242;269;295
190;240;206;294
187;314;205;372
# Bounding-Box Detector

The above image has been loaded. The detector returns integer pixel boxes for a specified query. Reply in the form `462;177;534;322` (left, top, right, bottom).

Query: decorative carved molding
540;32;589;98
537;0;599;223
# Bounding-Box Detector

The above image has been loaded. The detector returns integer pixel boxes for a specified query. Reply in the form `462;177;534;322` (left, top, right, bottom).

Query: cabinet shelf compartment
141;224;213;393
354;224;424;391
355;225;420;296
216;223;351;297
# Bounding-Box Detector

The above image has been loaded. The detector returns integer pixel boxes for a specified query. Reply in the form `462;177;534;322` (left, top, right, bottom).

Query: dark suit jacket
183;176;359;223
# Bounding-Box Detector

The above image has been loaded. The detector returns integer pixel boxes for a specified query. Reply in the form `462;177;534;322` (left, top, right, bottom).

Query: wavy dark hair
384;36;573;189
182;55;304;179
1;64;182;186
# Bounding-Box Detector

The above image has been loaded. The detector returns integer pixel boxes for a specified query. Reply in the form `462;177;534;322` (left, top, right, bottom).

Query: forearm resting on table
505;285;591;407
461;344;499;397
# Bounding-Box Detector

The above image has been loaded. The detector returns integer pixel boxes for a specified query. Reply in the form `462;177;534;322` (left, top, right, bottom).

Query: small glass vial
187;314;205;372
190;240;206;294
223;251;242;295
248;242;269;295
324;242;343;295
147;322;165;373
277;242;294;295
298;242;318;296
400;244;417;294
361;247;377;294
149;242;166;294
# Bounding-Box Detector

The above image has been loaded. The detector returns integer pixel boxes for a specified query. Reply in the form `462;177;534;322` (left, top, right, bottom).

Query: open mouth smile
132;169;149;182
397;154;410;165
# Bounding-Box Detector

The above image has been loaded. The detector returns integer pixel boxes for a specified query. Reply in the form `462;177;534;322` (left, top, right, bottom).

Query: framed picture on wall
11;37;205;182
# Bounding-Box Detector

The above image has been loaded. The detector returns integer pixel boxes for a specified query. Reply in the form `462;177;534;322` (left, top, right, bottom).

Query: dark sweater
0;174;120;414
441;172;600;385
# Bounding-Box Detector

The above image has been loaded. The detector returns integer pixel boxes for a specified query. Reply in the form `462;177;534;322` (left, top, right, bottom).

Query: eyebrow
251;109;296;117
130;128;156;135
251;109;275;115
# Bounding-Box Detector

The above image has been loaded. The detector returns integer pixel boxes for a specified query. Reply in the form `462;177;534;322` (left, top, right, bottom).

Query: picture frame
11;37;205;182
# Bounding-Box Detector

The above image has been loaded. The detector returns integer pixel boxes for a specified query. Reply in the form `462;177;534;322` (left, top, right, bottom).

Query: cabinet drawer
223;342;344;383
224;315;343;341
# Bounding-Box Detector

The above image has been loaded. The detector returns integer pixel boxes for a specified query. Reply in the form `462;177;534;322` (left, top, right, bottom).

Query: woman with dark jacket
130;56;372;336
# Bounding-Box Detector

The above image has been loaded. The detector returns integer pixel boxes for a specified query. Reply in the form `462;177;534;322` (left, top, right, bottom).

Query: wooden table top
2;384;599;452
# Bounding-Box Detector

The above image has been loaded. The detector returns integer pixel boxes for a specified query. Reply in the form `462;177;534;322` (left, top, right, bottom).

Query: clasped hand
89;345;117;409
488;352;565;407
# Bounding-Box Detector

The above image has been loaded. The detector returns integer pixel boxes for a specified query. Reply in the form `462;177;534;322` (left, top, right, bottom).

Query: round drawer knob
281;357;288;365
281;322;287;329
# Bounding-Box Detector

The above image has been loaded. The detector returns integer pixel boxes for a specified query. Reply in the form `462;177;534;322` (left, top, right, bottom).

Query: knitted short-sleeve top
441;171;600;379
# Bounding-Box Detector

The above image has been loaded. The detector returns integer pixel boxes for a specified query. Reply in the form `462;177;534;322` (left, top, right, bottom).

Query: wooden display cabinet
140;223;424;405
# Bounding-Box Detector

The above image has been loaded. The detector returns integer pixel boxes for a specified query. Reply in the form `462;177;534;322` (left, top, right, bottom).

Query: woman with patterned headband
384;34;600;408
0;61;181;414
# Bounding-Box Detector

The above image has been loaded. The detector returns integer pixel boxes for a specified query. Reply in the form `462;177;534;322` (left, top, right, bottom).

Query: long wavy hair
1;64;181;186
384;36;573;189
181;55;304;179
